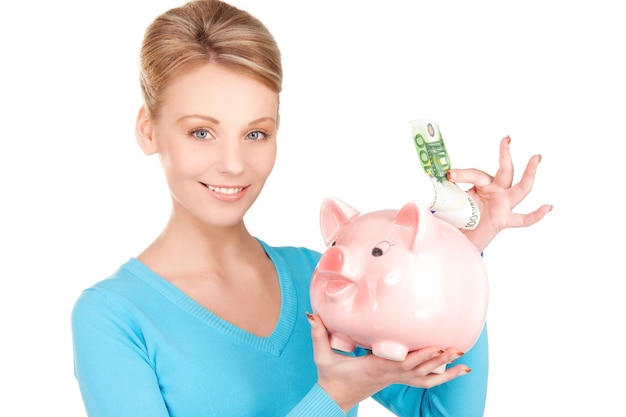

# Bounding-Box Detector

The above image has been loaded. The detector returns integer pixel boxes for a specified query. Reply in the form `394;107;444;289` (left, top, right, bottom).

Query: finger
402;347;463;375
440;364;472;379
507;154;541;207
404;364;472;389
447;168;494;188
493;136;514;189
518;154;541;191
307;313;333;364
506;204;553;228
401;346;446;371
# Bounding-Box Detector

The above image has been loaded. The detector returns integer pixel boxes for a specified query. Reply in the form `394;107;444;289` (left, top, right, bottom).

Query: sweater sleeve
371;324;489;417
71;288;171;417
286;384;354;417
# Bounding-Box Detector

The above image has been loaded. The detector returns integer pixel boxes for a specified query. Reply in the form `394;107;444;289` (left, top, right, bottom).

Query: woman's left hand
447;136;552;252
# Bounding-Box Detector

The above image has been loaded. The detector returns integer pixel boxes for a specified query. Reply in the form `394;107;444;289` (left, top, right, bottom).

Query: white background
1;0;624;416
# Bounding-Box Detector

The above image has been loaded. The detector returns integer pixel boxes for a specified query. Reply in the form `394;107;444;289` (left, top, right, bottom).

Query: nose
318;246;345;273
318;246;362;281
217;139;245;174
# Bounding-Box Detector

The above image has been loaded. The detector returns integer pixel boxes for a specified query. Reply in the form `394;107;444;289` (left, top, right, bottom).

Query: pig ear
392;200;428;250
319;197;360;246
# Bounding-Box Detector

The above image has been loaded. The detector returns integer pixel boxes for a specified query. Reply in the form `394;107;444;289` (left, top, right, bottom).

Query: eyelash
190;128;212;140
247;129;271;141
188;128;271;142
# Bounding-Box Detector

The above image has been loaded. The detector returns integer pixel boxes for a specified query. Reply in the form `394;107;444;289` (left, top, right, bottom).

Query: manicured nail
449;351;465;363
450;350;465;363
506;135;511;144
432;349;445;358
464;368;472;374
306;312;316;328
446;171;455;181
538;154;542;163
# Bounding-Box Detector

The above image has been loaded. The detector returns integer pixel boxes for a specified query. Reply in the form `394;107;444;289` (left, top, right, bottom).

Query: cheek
161;143;209;178
263;148;277;175
250;145;277;177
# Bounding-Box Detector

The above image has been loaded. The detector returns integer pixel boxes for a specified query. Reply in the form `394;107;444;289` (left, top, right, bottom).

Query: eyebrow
177;115;276;126
178;114;220;124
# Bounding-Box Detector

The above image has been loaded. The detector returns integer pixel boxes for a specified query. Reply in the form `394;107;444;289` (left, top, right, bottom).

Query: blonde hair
139;0;282;118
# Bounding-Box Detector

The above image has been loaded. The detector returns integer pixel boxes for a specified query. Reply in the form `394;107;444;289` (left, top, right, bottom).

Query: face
137;63;279;229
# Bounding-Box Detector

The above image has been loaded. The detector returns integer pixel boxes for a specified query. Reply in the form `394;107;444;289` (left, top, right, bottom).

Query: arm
72;289;171;417
450;136;552;252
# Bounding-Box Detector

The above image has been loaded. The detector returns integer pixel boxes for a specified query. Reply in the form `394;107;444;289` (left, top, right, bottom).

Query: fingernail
446;171;455;181
432;349;445;358
306;312;316;328
506;135;511;144
538;154;542;163
464;368;472;374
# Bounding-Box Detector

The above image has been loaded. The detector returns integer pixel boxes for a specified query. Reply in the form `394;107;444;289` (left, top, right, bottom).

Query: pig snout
318;246;345;273
318;246;361;279
316;246;358;298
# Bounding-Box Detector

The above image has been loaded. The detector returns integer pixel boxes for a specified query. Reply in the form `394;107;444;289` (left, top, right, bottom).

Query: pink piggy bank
310;197;488;362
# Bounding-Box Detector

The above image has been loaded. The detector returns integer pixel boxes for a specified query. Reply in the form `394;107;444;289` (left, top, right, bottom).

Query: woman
71;1;551;416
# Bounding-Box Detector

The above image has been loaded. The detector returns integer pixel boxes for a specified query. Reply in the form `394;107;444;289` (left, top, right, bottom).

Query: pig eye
371;241;391;257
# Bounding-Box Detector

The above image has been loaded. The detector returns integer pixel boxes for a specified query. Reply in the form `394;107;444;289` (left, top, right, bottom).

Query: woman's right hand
307;313;471;413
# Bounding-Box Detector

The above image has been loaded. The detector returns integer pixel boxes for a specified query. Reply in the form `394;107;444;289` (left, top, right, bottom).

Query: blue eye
247;130;267;141
192;129;211;140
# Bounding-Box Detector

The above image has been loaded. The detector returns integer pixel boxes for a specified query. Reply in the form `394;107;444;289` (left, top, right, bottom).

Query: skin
134;62;552;414
454;136;553;252
135;63;281;336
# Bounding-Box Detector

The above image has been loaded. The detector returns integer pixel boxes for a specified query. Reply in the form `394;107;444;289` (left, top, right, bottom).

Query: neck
137;205;261;278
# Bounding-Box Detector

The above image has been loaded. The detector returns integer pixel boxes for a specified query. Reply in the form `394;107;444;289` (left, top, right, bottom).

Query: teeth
207;185;243;195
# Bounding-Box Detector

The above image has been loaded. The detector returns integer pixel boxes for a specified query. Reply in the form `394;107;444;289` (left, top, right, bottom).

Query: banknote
409;118;480;230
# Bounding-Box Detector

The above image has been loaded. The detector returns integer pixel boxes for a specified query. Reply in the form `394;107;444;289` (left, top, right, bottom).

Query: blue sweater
72;240;488;416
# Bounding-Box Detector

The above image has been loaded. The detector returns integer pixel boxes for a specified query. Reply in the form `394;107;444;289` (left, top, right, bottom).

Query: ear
135;106;158;155
392;201;428;251
319;197;360;247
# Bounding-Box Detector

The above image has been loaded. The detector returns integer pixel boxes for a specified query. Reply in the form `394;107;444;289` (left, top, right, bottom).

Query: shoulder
272;245;321;263
71;259;155;324
257;240;322;277
75;259;149;299
260;241;320;264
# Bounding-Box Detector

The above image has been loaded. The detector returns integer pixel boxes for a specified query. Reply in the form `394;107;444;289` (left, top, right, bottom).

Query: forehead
159;63;279;120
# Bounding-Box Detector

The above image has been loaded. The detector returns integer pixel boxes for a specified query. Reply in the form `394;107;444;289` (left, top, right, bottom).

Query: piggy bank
310;197;488;362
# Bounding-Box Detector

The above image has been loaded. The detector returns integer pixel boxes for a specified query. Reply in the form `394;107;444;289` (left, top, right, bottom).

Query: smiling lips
203;183;247;201
207;184;244;194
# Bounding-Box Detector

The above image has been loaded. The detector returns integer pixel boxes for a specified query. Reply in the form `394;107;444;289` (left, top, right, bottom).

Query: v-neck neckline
126;239;297;356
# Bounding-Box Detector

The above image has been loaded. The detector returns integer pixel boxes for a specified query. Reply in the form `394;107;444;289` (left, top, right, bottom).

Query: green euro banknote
409;118;480;230
409;119;451;183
